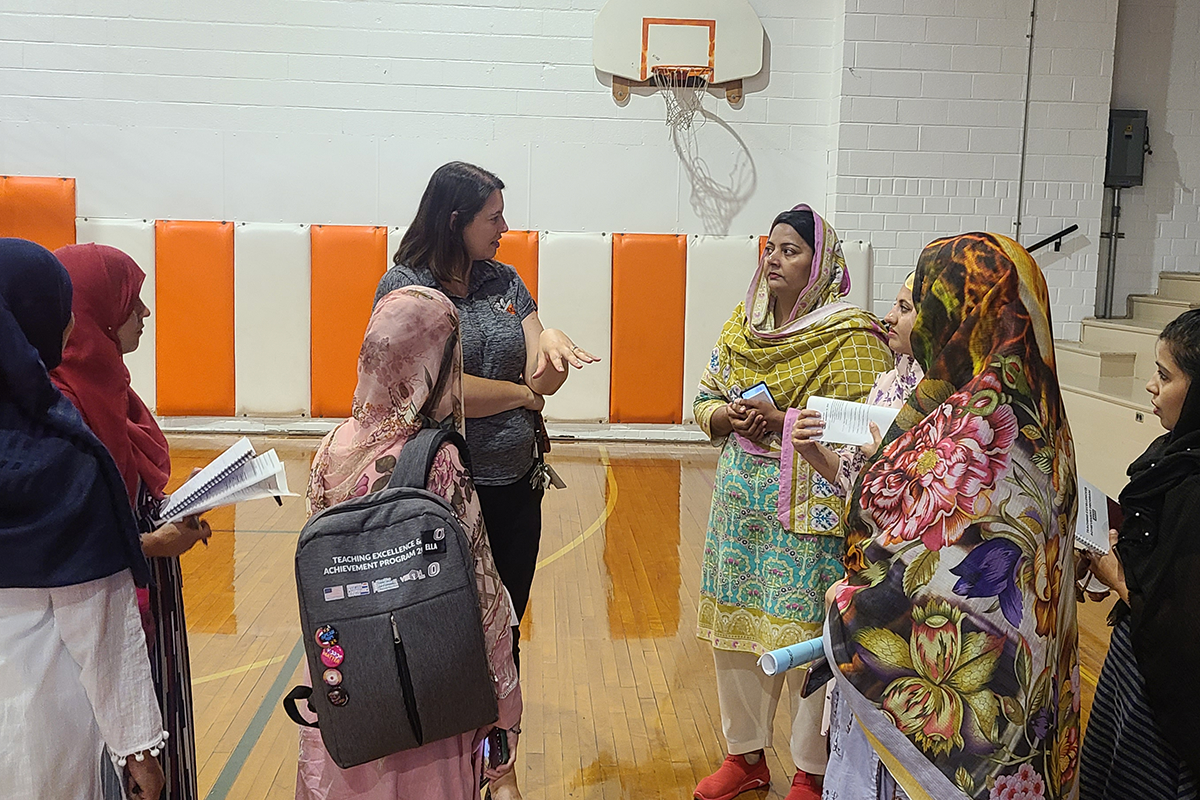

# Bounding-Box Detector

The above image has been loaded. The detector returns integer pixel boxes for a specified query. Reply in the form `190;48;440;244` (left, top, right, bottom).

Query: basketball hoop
651;66;710;130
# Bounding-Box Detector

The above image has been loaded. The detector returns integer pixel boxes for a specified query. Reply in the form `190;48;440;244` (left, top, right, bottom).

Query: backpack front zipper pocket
391;613;424;745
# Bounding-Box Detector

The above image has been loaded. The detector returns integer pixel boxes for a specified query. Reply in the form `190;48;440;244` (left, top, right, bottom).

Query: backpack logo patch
424;527;448;555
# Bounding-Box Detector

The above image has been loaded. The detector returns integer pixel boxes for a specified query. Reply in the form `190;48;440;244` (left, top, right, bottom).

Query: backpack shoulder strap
387;428;470;491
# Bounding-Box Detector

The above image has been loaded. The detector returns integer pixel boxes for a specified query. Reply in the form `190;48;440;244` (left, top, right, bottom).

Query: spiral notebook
157;437;296;523
1075;477;1122;555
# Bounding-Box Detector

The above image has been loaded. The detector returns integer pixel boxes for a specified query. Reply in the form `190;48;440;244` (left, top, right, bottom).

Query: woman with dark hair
1080;308;1200;799
0;238;166;799
376;161;596;799
691;205;893;800
50;243;211;800
790;271;924;494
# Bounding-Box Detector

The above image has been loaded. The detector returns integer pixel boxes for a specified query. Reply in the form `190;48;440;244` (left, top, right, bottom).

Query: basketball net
652;67;710;130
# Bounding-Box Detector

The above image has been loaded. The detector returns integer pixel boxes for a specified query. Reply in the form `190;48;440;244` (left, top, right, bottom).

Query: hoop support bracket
610;76;743;106
613;76;631;102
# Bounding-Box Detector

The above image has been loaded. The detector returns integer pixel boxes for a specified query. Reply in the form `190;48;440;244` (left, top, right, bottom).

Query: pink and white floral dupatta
298;286;520;800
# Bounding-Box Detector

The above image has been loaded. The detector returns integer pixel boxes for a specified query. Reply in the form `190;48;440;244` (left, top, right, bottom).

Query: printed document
805;396;901;447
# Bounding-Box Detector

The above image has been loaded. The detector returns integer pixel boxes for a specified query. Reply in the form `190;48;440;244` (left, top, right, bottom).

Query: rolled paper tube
757;636;825;676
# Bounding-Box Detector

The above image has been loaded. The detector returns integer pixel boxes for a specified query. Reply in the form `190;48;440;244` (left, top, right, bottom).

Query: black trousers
476;466;544;670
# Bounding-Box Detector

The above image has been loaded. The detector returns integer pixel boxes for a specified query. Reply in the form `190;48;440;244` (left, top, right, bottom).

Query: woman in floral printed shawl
693;206;892;800
825;233;1078;800
297;286;521;800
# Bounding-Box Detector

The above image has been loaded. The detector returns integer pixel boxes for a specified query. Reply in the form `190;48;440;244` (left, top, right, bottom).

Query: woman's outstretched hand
531;329;600;379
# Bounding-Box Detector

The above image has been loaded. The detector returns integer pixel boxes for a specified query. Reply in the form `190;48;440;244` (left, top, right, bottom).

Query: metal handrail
1028;224;1079;253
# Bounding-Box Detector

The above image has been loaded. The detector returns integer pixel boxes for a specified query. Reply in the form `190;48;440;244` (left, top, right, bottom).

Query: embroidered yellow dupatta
694;206;892;534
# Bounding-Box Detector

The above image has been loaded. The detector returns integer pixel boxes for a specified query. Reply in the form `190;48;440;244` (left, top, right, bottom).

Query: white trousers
713;648;829;776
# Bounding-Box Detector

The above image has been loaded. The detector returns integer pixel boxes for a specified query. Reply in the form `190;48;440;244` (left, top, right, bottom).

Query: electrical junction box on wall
1105;109;1149;189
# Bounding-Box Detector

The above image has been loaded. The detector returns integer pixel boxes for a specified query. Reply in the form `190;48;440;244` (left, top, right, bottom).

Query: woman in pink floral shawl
297;286;521;800
825;234;1078;800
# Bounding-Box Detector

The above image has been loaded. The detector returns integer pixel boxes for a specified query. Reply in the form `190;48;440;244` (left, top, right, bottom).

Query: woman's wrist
139;530;162;558
1114;575;1130;604
707;405;734;438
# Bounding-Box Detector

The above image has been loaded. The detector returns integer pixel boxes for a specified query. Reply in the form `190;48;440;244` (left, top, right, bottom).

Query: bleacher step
1157;273;1200;304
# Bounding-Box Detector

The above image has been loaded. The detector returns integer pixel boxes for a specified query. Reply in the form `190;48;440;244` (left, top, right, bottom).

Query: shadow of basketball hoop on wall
672;107;757;235
592;0;767;234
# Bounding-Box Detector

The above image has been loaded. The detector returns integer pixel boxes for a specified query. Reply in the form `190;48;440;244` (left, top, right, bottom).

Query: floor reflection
605;458;681;639
168;447;238;635
171;437;1115;800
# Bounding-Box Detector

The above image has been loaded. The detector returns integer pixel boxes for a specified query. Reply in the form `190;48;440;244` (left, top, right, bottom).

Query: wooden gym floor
170;435;1116;800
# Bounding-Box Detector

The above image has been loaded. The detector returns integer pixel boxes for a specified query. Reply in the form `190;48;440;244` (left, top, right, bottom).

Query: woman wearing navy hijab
0;238;167;799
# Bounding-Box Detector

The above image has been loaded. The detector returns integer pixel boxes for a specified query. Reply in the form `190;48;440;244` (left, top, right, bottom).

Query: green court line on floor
203;637;305;800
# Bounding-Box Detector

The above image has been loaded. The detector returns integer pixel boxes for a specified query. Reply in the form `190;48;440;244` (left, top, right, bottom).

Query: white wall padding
537;232;612;423
234;223;311;416
683;235;760;423
75;218;158;412
842;239;873;315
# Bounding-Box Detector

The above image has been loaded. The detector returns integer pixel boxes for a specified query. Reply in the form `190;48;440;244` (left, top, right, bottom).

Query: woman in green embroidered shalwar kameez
692;205;893;800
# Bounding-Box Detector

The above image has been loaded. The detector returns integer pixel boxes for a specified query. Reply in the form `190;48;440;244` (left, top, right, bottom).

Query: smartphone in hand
486;727;510;770
799;658;834;698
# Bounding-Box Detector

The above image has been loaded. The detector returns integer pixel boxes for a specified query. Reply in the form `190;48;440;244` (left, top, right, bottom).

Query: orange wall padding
497;230;538;302
0;176;76;251
310;225;388;418
155;221;236;416
610;233;687;423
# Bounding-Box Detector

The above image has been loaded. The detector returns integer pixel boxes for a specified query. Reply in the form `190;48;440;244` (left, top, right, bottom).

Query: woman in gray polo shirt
375;161;597;683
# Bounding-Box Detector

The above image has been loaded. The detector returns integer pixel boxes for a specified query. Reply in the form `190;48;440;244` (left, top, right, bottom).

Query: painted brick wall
0;0;840;237
830;0;1117;340
1110;0;1200;312
1020;0;1118;338
0;0;1122;339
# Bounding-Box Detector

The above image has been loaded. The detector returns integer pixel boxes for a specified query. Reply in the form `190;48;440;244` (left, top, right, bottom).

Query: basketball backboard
593;0;765;103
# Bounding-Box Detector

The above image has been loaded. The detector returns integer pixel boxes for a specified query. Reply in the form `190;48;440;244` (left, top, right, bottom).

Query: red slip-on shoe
783;770;823;800
694;752;770;800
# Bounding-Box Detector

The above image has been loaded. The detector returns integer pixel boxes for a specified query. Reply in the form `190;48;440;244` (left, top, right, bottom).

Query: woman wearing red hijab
51;243;210;800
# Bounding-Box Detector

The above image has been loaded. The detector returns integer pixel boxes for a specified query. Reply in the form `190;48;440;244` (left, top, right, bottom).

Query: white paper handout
1075;478;1112;555
157;437;297;523
805;396;901;447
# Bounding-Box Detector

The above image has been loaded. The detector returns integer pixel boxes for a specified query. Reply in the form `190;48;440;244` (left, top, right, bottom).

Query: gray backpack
284;428;498;769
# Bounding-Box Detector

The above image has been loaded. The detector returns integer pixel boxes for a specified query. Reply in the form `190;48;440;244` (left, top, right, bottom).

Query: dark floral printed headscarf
827;233;1079;800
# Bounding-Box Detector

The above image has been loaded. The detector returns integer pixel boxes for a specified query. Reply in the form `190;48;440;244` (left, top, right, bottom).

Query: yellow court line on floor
194;447;615;690
193;654;289;686
536;445;617;570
